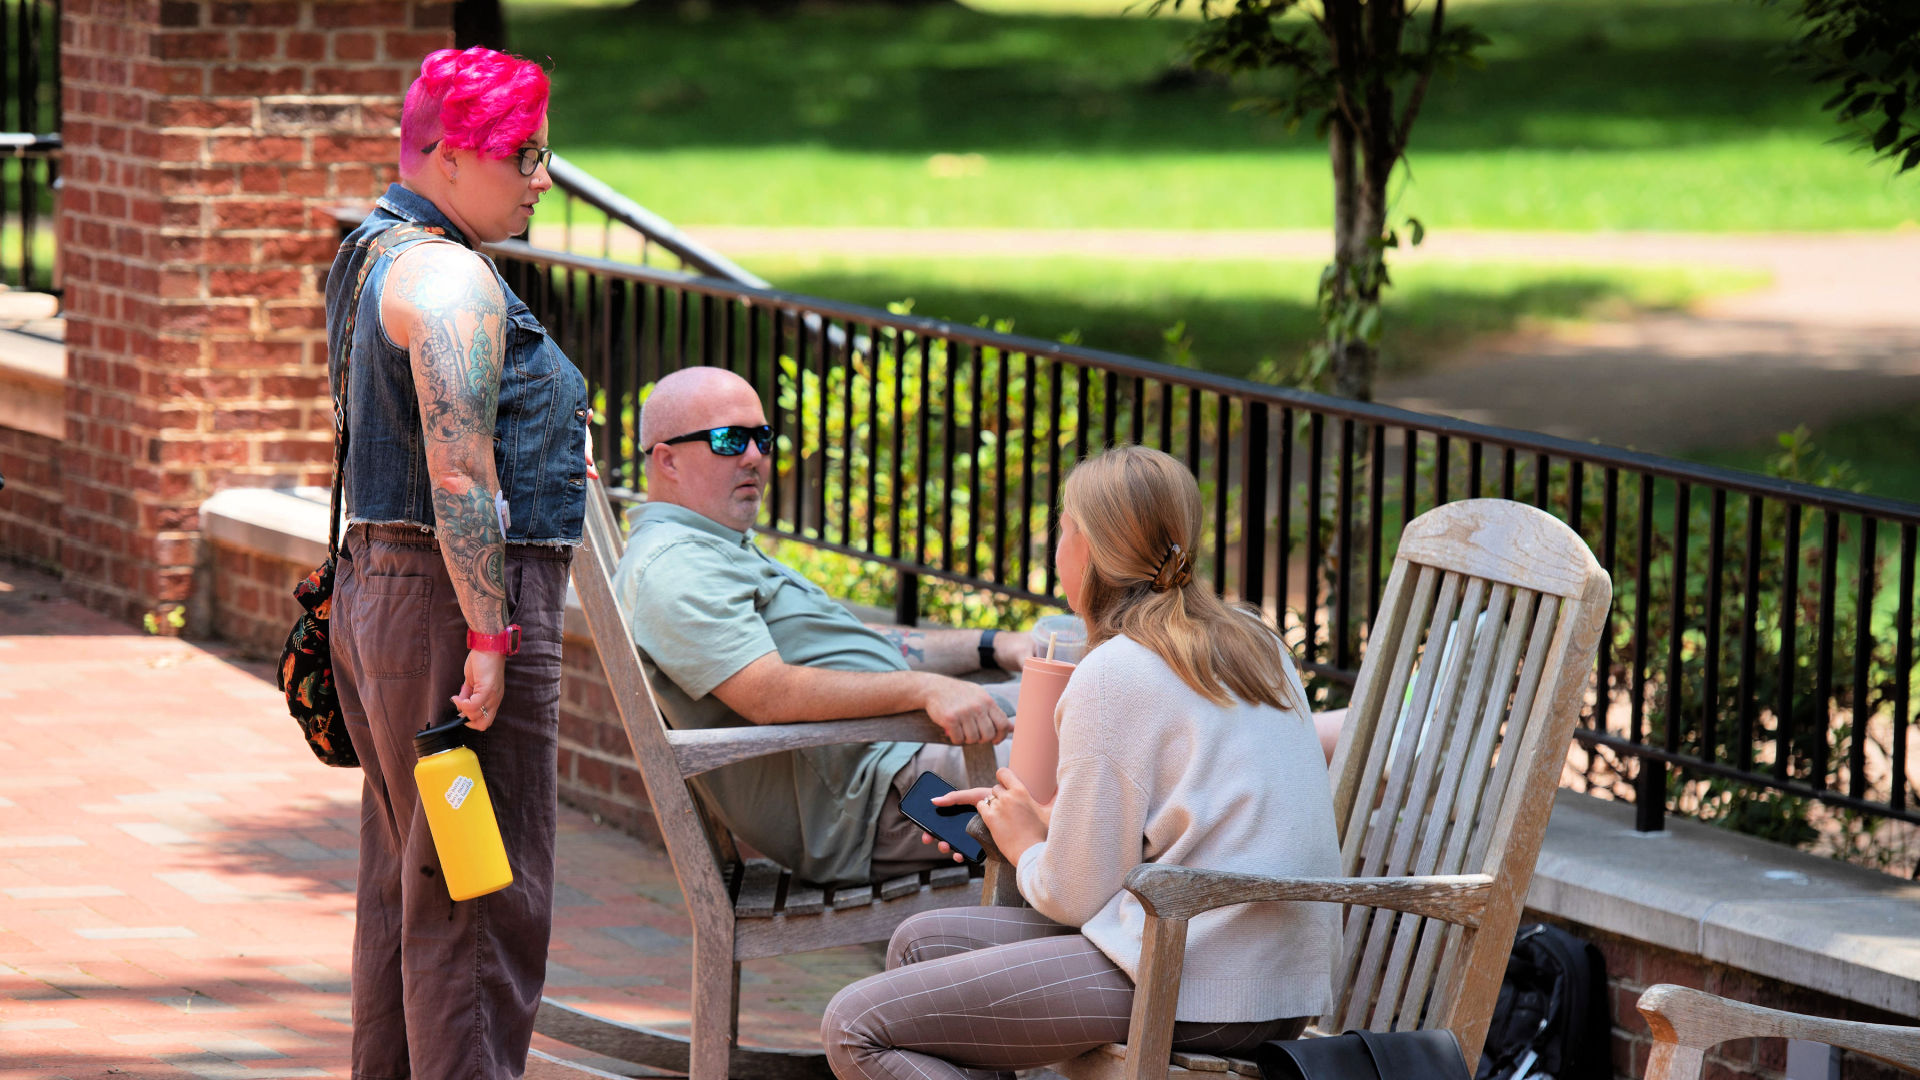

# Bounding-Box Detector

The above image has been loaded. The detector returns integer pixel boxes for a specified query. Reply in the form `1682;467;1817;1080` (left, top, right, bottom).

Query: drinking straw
1046;632;1058;661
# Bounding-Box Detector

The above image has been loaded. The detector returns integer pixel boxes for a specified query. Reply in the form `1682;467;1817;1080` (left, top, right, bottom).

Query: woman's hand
924;768;1049;865
584;419;601;481
453;649;507;731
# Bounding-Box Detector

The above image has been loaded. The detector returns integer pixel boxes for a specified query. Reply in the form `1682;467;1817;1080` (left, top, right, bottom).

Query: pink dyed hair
399;47;550;178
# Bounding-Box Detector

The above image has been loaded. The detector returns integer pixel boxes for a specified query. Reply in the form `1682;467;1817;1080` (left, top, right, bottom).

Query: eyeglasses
512;145;553;177
418;139;553;178
650;425;774;457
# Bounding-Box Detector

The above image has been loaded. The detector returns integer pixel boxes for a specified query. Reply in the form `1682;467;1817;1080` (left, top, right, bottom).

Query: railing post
1635;755;1666;832
894;570;921;628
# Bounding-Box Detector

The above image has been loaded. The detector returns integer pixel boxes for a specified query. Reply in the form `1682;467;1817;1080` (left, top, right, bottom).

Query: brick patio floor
0;562;883;1079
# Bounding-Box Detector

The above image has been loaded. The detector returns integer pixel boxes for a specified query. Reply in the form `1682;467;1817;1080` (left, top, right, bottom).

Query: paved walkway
0;562;879;1078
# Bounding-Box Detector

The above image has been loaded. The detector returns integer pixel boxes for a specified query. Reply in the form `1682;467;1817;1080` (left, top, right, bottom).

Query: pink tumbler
1010;655;1077;804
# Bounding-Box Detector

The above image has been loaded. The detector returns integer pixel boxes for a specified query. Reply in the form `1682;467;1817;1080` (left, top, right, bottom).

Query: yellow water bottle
414;715;513;901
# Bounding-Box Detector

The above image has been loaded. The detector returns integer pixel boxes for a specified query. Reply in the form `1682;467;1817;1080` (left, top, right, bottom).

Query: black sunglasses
651;425;773;457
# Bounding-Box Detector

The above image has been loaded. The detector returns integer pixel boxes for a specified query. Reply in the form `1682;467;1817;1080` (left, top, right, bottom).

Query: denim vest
324;185;587;545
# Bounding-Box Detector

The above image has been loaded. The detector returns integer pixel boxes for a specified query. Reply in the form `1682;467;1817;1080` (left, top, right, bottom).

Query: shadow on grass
766;263;1670;382
516;0;1820;158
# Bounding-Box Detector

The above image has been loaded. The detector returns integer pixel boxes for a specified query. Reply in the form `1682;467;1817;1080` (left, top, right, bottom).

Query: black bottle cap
413;715;470;759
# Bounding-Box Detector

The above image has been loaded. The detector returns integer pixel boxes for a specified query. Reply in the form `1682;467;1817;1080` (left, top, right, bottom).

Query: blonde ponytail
1063;446;1298;712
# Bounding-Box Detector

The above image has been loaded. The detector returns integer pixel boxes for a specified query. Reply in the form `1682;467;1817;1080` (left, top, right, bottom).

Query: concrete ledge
0;334;65;441
1527;789;1920;1017
200;487;333;568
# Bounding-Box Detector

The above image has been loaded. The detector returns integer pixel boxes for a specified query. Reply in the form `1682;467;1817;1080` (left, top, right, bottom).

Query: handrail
480;238;1920;527
0;131;58;152
490;230;1920;846
547;153;769;289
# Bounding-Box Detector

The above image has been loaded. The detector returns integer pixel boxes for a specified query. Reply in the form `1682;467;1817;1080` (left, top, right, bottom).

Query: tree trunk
1339;125;1393;401
1327;115;1382;402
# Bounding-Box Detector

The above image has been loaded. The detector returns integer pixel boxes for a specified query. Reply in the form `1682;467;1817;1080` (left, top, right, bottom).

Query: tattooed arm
383;242;511;730
866;625;1033;674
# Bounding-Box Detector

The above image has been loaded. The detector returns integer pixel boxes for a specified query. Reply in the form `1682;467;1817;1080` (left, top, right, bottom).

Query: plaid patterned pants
822;906;1307;1080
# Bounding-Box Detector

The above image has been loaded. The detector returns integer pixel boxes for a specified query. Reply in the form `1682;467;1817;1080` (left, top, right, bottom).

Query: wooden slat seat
536;477;1004;1080
721;858;982;919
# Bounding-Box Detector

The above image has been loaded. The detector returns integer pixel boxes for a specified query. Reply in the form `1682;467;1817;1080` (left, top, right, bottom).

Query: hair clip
1150;543;1193;592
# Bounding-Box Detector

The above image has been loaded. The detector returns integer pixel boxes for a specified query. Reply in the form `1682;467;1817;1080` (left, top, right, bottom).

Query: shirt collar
630;501;757;548
373;183;472;249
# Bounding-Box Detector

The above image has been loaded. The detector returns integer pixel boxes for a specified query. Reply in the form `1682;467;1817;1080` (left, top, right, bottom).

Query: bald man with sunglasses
612;366;1028;886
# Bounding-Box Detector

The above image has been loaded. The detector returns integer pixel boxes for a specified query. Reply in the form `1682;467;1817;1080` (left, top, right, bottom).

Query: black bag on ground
1255;1030;1471;1080
1475;923;1611;1080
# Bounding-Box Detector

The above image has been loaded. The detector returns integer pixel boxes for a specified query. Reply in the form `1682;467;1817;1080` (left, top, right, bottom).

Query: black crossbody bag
276;223;441;767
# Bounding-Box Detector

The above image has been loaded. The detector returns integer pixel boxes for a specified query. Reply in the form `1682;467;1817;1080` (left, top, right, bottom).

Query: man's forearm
715;657;932;724
870;625;1001;675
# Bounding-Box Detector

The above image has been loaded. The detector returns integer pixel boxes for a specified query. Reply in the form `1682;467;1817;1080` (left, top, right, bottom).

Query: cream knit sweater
1014;634;1343;1023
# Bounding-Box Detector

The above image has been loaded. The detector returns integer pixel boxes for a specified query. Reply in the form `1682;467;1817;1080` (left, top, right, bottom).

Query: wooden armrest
965;816;1009;864
966;813;1024;907
1638;985;1920;1078
1123;864;1495;926
669;714;957;777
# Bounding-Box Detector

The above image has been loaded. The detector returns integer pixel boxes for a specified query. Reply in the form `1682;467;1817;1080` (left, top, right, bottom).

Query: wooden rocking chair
973;498;1613;1080
1638;985;1920;1080
536;478;1001;1080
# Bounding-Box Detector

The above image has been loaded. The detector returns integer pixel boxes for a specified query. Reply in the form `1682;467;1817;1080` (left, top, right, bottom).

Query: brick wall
1531;914;1912;1080
206;538;308;661
559;628;663;847
0;426;63;573
57;0;449;625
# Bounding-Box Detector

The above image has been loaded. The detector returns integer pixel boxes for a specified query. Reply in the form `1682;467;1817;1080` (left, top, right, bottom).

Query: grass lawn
509;0;1920;231
743;254;1765;378
1691;406;1920;506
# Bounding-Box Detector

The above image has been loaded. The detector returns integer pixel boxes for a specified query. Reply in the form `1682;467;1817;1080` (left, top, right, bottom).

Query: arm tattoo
396;254;506;444
879;628;927;666
396;247;511;632
433;482;508;615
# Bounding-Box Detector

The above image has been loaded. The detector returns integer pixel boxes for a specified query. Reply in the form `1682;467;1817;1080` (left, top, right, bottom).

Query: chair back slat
1340;572;1485;1030
1392;587;1542;1023
574;479;738;934
1333;564;1440;871
1366;581;1515;1030
1321;500;1611;1064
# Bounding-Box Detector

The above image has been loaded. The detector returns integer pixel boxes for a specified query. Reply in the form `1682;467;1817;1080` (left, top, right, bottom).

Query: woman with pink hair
323;47;586;1077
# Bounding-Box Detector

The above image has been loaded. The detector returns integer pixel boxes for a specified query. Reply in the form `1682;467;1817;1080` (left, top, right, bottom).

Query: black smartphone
897;771;985;864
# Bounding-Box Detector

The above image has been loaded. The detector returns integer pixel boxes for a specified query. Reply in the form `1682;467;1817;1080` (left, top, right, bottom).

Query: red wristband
467;624;521;656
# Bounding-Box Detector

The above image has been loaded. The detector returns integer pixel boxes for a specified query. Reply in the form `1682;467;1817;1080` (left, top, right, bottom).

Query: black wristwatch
979;628;1001;671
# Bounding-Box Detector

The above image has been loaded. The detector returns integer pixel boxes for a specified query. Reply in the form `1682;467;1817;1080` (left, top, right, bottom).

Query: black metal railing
1;0;59;294
486;239;1920;862
540;153;766;288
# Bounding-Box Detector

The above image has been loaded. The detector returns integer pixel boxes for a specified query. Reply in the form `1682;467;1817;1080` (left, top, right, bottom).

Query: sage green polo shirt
611;501;919;885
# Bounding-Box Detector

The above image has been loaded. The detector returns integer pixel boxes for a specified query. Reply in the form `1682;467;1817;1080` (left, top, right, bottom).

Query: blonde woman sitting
821;445;1342;1080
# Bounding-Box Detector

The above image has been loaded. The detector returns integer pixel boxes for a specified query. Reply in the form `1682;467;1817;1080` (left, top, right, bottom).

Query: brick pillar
58;0;451;625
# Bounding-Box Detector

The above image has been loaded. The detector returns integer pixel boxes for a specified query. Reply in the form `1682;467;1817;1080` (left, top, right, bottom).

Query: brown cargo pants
332;524;572;1080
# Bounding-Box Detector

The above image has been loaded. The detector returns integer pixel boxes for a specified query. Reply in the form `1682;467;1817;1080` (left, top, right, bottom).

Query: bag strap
328;221;449;558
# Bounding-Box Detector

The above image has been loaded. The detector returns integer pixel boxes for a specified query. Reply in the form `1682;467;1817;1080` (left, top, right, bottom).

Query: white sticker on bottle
445;774;475;810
